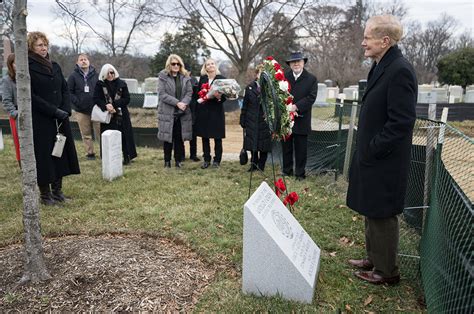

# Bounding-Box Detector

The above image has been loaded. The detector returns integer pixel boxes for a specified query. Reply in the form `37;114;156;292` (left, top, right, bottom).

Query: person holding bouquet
240;66;271;171
157;54;193;168
194;58;227;169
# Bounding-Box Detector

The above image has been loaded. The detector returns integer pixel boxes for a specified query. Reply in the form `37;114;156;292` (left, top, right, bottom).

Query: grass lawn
0;136;425;312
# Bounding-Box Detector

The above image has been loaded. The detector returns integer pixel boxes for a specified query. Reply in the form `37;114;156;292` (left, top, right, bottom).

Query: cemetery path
0;234;224;312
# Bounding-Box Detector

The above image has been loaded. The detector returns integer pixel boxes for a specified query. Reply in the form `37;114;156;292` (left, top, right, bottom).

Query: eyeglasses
109;71;115;75
171;62;181;66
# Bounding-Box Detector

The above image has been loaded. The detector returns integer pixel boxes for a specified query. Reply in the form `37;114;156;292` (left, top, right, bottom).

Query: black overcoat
346;45;417;218
194;74;226;139
284;68;318;135
93;79;137;160
240;81;272;152
29;56;80;185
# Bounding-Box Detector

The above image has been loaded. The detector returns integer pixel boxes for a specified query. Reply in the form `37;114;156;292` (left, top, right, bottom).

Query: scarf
28;51;53;74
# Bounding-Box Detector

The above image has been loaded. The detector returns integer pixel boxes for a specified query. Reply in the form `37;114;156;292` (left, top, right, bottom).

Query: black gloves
55;108;69;120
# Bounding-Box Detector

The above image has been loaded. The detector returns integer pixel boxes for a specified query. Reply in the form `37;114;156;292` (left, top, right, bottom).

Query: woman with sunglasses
93;64;137;165
157;54;193;168
27;31;80;205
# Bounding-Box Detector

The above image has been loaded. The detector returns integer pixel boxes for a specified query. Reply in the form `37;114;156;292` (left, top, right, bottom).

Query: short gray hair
367;15;403;46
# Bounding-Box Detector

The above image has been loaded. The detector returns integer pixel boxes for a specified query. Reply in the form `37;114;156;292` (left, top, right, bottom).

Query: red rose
274;63;281;71
283;192;299;206
275;70;284;81
266;56;274;60
274;178;286;197
286;96;293;104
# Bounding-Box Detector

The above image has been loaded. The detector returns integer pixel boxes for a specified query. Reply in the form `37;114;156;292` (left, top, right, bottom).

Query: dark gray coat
29;55;80;185
346;45;417;218
157;70;193;143
240;81;272;152
67;65;99;114
1;76;17;118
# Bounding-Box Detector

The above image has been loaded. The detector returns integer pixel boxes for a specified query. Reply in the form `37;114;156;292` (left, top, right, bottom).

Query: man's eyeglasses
171;62;181;66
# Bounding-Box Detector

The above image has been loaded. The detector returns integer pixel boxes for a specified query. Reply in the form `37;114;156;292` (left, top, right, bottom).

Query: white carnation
279;80;289;92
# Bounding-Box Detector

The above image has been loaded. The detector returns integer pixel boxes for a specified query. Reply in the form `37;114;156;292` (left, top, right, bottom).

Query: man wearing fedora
283;51;318;180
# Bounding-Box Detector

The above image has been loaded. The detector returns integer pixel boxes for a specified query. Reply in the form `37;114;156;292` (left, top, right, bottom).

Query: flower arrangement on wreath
261;56;297;141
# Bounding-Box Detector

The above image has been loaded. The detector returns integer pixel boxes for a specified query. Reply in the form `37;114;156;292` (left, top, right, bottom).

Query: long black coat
240;81;272;152
93;79;137;160
194;74;226;139
346;45;417;218
284;68;318;135
29;56;80;185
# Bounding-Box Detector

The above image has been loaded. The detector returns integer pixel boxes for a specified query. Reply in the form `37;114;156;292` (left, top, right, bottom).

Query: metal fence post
423;104;437;208
343;102;358;180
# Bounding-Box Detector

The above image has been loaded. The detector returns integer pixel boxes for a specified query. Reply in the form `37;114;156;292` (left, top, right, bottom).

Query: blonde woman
157;54;193;168
93;63;137;165
193;58;226;169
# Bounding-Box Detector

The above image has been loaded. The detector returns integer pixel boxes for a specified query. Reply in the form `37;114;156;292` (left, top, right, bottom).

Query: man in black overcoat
283;52;318;180
346;15;417;285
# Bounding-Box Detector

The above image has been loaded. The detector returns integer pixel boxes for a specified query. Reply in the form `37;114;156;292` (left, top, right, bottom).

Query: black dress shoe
354;271;400;285
190;156;201;162
348;258;374;270
164;161;171;168
212;161;220;168
201;161;210;169
175;161;183;168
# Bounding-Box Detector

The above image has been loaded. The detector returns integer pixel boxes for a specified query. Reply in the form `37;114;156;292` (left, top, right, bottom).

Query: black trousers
202;137;222;163
163;119;184;162
365;216;399;278
250;151;268;170
282;133;307;177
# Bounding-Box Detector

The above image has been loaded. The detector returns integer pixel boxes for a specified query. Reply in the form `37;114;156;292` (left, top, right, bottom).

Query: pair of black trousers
250;151;268;170
163;119;183;162
202;138;222;163
365;216;399;278
282;133;307;177
183;134;197;158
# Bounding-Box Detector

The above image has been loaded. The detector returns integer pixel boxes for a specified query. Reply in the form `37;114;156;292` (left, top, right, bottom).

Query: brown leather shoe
354;271;400;285
348;258;374;270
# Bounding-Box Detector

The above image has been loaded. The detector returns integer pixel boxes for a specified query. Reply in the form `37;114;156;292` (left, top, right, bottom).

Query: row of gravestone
99;129;321;303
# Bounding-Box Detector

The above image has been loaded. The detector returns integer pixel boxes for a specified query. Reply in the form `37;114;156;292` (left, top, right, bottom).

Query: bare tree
1;0;15;41
13;0;52;283
174;0;307;86
52;0;89;53
55;0;163;56
401;14;457;83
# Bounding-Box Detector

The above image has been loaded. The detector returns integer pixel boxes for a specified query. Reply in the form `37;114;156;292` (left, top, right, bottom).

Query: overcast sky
24;0;473;57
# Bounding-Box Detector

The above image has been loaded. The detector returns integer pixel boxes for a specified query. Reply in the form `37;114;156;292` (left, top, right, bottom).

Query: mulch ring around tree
0;234;219;311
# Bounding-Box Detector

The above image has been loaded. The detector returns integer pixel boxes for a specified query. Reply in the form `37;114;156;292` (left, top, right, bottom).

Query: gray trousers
365;216;399;278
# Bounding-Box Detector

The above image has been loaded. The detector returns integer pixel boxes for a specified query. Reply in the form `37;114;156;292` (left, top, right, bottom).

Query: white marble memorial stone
465;90;474;103
122;78;139;93
242;182;321;304
432;88;448;103
327;87;339;99
314;83;328;106
449;85;463;103
343;87;357;100
144;77;158;93
143;93;159;108
418;92;437;104
0;129;4;151
101;130;123;181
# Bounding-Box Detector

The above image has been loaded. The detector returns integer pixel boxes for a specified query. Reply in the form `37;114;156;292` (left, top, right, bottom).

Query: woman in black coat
240;67;271;171
93;64;137;165
194;58;226;168
346;15;417;285
27;32;80;205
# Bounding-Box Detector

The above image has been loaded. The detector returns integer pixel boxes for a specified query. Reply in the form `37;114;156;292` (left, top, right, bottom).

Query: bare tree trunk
13;0;51;284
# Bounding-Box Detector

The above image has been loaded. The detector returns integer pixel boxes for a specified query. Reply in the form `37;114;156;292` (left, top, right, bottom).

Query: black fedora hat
286;51;308;65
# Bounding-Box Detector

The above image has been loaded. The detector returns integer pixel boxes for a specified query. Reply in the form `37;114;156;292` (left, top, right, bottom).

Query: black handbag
239;129;248;165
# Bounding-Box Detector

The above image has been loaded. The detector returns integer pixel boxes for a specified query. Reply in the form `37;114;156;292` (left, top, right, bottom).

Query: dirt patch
0;234;217;312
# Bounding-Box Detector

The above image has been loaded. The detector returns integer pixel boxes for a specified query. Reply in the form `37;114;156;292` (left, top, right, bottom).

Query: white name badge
84;85;90;93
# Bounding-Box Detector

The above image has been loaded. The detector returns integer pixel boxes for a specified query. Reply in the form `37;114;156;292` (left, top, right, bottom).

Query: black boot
39;185;56;206
51;178;70;202
164;161;171;168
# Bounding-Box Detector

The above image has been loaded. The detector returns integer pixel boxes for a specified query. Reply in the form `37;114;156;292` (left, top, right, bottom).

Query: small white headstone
418;84;433;93
0;129;4;151
327;87;339;99
314;83;328;106
122;78;139;93
144;77;159;93
449;85;463;103
143;93;159;108
432;88;448;103
101;130;123;181
464;90;474;103
343;87;357;100
418;92;437;104
242;182;321;304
